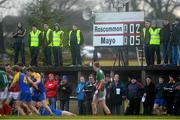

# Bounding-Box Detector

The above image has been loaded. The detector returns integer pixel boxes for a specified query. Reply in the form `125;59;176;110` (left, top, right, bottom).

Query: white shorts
0;87;9;100
8;92;20;100
93;89;106;102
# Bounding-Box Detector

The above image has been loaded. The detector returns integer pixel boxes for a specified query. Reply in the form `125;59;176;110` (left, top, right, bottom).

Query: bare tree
144;0;180;18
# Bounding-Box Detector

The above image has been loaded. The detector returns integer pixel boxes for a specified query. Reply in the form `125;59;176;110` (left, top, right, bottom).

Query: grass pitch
1;116;180;120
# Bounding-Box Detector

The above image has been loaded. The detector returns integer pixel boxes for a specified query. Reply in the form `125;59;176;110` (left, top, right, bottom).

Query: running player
92;62;111;115
26;67;54;115
10;65;39;115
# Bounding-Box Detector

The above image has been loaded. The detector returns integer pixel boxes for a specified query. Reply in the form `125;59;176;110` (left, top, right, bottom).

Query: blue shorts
154;98;165;106
19;91;32;102
32;92;45;102
40;106;62;116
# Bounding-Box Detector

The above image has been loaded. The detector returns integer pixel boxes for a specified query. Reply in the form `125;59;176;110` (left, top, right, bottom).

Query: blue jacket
76;82;85;101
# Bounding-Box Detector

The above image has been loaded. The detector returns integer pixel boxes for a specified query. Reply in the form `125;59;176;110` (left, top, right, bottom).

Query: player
9;65;39;115
26;67;54;115
91;62;111;115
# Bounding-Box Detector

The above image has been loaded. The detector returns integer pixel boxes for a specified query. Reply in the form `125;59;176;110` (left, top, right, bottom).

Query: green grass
1;116;180;120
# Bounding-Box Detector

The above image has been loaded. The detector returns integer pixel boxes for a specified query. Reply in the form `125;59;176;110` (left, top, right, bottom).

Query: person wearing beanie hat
58;75;72;111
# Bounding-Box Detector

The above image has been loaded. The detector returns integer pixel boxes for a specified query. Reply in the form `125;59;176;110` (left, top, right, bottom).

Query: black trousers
174;96;180;115
44;47;52;66
85;100;92;115
145;45;151;66
70;44;81;65
30;47;39;66
111;104;121;115
128;98;141;115
14;43;25;65
150;45;161;65
52;47;63;66
143;102;154;115
60;100;69;111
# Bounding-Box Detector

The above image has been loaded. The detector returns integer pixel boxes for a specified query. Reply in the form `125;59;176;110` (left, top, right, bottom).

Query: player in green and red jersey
92;62;111;115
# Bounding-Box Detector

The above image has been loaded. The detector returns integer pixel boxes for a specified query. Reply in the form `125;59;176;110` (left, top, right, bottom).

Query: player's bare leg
42;100;54;115
15;101;26;115
99;100;111;115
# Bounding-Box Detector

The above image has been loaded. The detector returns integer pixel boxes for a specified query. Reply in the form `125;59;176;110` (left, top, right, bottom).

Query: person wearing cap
126;76;143;115
172;18;180;65
92;62;111;115
42;23;53;66
149;21;161;65
45;73;58;109
68;24;84;66
52;23;64;66
29;24;42;67
58;75;72;111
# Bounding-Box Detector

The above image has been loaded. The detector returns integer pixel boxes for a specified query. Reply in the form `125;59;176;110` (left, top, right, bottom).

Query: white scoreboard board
93;12;144;47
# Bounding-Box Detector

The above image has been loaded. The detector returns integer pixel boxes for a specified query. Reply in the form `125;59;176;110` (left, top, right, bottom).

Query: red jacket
45;80;58;98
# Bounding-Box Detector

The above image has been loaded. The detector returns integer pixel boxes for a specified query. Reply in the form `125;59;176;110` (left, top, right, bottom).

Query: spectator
143;76;155;115
174;75;180;115
149;21;161;65
126;76;143;115
160;19;172;64
172;18;180;65
58;75;72;111
84;74;96;115
12;22;26;65
68;24;84;66
75;76;86;115
110;74;126;115
164;75;176;115
29;24;42;67
142;20;151;66
45;73;58;109
42;23;53;66
153;76;166;115
105;74;113;113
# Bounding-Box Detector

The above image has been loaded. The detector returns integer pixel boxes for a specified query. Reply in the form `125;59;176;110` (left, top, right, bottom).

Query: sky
0;0;180;18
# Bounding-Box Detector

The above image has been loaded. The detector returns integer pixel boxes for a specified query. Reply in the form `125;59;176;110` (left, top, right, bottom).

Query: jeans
145;45;151;66
172;45;180;65
49;97;56;110
163;43;172;64
78;100;85;115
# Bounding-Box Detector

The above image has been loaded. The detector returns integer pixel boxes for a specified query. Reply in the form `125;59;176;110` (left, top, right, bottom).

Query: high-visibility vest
52;30;64;47
30;30;41;47
43;29;52;46
69;29;81;46
149;28;161;45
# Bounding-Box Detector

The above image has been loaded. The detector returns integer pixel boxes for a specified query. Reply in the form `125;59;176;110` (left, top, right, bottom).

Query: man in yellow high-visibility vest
149;22;161;65
42;24;53;66
52;23;64;66
29;24;42;67
69;24;84;66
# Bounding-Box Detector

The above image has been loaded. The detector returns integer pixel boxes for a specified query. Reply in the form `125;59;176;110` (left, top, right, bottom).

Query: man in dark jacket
69;24;84;66
58;75;72;111
174;76;180;115
110;74;126;115
127;76;143;115
160;19;172;64
172;18;180;65
84;74;96;115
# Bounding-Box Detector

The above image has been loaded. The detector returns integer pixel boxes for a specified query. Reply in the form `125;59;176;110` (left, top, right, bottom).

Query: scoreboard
93;12;144;47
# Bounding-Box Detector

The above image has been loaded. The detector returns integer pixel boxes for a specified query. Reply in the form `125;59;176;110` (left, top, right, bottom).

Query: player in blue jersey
10;65;39;115
26;67;54;115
